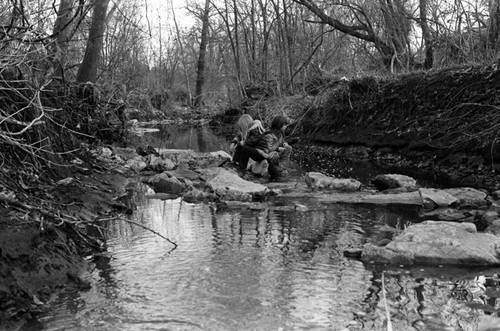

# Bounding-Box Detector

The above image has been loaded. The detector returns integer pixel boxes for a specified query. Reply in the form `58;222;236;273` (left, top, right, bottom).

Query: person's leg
278;145;292;166
268;159;286;178
269;147;291;179
232;144;242;164
239;145;265;170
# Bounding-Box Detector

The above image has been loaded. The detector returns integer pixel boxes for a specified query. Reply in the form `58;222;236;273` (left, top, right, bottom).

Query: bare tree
194;0;211;107
419;0;434;68
489;0;500;49
76;0;111;83
52;0;85;80
292;0;395;68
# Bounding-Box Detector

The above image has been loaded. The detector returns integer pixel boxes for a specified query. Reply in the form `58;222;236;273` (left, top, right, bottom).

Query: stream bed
39;124;500;331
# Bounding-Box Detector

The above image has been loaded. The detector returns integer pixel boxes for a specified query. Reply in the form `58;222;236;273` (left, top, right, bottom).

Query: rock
420;208;468;221
100;147;113;158
210;150;232;160
305;172;361;191
485;219;500;236
343;248;363;258
159;149;196;166
56;177;75;186
166;169;201;182
419;188;459;209
305;172;335;189
207;168;268;201
136;145;160;156
330;178;362;191
482;211;500;225
491;189;500;200
443;187;488;208
187;151;232;169
348;191;422;206
146;173;186;194
248;159;268;176
277;190;423;206
197;167;227;183
372;174;418;191
182;188;216;203
148;154;176;171
125;156;147;172
377;238;392;246
113;147;140;161
362;221;500;266
362;243;414;265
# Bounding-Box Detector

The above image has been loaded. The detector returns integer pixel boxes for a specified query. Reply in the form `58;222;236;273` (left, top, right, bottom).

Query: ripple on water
40;186;498;330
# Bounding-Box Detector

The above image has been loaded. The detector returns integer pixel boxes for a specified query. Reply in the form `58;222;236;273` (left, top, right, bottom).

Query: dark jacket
245;130;268;151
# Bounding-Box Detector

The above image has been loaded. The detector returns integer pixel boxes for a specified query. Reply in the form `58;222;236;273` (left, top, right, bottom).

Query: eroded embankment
0;164;135;330
213;63;500;189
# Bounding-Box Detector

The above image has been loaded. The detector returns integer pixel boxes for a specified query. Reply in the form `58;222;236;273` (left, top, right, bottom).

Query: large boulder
362;221;500;266
372;174;418;191
207;168;268;201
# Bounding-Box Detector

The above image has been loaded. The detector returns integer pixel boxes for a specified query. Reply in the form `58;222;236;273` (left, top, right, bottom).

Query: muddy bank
0;158;137;330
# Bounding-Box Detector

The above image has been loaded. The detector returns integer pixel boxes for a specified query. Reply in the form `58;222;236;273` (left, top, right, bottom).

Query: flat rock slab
419;188;459;207
443;187;488;208
208;168;268;201
362;221;500;266
274;185;423;206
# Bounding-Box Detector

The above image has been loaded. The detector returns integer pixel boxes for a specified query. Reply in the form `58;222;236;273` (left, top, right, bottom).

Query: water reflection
38;123;500;330
128;124;229;152
42;187;414;330
40;183;500;330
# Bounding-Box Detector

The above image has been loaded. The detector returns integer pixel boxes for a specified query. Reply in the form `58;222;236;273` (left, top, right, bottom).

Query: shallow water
39;124;500;331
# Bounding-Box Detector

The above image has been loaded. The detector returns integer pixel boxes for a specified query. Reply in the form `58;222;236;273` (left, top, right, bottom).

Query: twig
0;194;81;225
381;271;393;331
98;216;178;250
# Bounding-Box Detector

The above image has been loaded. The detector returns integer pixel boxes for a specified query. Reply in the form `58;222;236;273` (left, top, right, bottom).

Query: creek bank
214;65;500;191
0;150;141;330
3;136;499;329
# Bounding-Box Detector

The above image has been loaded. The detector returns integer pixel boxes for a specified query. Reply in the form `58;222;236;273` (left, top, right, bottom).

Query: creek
39;124;500;331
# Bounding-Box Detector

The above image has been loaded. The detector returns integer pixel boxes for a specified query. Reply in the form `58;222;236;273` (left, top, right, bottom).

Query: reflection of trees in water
129;124;229;152
77;185;500;329
360;269;500;330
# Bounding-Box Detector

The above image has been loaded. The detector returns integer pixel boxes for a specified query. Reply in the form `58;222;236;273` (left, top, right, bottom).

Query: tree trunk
172;1;193;105
419;0;433;69
52;0;75;79
489;0;500;50
194;0;211;107
76;0;110;83
232;0;244;97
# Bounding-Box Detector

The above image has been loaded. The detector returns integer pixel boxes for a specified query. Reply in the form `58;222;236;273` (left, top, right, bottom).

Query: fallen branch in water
381;271;393;331
98;216;178;250
0;194;178;250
